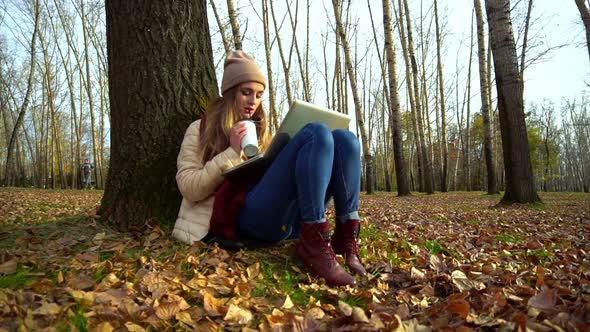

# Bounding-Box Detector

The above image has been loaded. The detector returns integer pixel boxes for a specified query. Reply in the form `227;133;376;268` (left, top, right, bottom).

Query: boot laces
321;231;337;261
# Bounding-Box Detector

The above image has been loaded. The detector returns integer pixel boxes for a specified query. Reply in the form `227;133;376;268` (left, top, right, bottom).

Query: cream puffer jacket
172;119;244;244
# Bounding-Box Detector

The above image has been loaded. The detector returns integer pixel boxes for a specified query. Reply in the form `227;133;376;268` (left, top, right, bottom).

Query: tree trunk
209;0;231;53
285;0;311;101
484;0;540;203
261;0;278;134
4;0;40;187
269;0;293;105
464;10;474;191
575;0;590;64
520;0;533;80
332;0;374;194
402;0;434;194
226;0;242;50
474;0;499;195
101;1;218;230
382;0;410;196
434;0;448;192
81;1;101;188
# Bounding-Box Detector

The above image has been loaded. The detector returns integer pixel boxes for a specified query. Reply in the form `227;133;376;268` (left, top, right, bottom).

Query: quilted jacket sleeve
176;120;243;202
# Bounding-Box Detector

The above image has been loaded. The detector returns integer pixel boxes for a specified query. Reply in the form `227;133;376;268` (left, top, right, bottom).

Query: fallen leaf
306;307;325;320
446;299;470;319
247;263;260;279
352;307;369;323
411;266;426;280
527;288;557;311
94;322;115;332
338;300;352;316
124;321;146;332
92;232;106;244
223;304;253;324
176;312;196;329
451;270;485;292
203;290;227;317
155;294;190;320
281;295;294;309
33;302;61;316
0;258;17;275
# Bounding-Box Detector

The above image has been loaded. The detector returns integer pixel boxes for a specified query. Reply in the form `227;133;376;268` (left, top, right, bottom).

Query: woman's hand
229;121;247;155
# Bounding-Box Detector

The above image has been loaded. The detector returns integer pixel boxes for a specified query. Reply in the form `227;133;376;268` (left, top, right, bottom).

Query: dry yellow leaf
93;321;114;332
203;290;227;317
175;311;196;329
124;322;146;332
33;302;61;316
281;295;294;309
352;307;369;323
223;304;253;324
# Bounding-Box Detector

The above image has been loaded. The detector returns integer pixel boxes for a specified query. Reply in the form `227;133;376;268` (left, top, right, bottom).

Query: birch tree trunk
474;0;499;194
4;0;40;187
383;0;410;196
332;0;374;194
397;0;423;192
226;0;242;50
402;0;434;194
101;0;218;230
484;0;540;203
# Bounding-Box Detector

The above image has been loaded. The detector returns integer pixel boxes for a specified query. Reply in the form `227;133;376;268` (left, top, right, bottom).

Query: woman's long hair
199;85;271;164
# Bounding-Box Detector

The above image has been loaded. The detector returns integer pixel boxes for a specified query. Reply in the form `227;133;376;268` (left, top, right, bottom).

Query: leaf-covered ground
0;187;588;331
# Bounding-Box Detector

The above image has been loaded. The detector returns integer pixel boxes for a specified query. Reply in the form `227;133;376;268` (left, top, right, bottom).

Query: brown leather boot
296;222;356;287
331;219;367;276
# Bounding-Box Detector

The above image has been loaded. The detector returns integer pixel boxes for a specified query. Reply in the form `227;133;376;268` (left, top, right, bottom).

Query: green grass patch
340;294;368;310
67;305;89;332
423;240;455;256
388;251;401;267
496;233;524;245
360;224;389;244
0;269;34;289
93;266;108;283
98;251;114;262
527;249;552;263
464;220;480;225
253;260;326;306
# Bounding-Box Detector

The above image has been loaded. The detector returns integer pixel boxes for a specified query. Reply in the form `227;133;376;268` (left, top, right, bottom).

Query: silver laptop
222;100;352;177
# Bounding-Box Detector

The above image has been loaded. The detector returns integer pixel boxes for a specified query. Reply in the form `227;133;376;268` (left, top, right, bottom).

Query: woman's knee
333;129;360;155
302;122;333;146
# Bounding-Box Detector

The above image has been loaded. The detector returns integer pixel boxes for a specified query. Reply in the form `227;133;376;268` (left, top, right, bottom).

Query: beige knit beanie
221;51;267;94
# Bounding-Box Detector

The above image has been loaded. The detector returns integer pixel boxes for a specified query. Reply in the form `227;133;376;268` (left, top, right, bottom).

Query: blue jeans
237;122;361;242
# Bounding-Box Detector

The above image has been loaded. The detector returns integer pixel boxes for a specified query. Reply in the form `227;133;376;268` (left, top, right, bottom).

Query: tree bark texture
382;0;410;196
226;0;242;50
474;0;499;194
434;0;448;192
402;0;434;194
101;0;218;230
4;0;40;187
332;0;374;194
484;0;540;203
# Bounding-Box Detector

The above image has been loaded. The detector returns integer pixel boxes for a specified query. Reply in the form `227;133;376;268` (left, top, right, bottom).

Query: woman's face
235;82;265;119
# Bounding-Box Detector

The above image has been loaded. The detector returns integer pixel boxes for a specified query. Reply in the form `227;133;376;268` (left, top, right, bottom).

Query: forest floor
0;187;588;331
